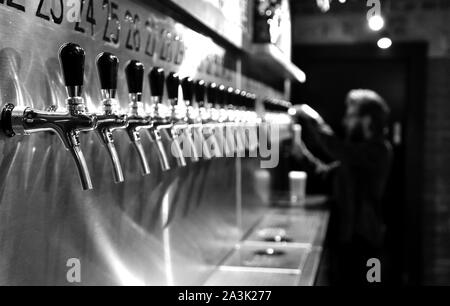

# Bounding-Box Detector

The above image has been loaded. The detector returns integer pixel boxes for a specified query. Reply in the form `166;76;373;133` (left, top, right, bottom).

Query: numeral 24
74;0;96;36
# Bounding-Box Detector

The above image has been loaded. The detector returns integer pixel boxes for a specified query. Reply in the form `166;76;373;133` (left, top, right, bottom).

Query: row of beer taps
0;43;261;191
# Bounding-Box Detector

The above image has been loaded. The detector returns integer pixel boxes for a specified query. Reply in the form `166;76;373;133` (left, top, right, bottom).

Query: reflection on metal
223;244;310;271
162;190;175;286
245;209;330;246
205;269;300;286
206;205;330;286
0;0;291;286
168;0;248;48
250;44;306;83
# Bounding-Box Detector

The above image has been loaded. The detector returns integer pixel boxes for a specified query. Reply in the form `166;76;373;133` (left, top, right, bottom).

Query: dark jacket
302;121;393;248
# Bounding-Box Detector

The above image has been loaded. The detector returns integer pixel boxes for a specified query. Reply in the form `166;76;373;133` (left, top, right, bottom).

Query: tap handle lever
233;89;242;108
239;91;248;109
195;80;206;106
217;85;227;107
149;67;165;100
207;82;218;106
59;43;85;90
166;72;180;103
96;52;119;91
226;87;234;107
181;77;194;105
125;60;144;95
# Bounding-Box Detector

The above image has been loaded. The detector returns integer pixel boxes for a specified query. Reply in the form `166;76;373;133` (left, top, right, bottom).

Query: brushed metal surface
221;244;310;271
0;1;286;286
168;0;249;48
204;205;330;286
205;269;300;286
244;209;330;246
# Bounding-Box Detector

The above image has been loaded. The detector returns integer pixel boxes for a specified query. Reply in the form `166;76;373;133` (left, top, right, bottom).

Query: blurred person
290;89;393;285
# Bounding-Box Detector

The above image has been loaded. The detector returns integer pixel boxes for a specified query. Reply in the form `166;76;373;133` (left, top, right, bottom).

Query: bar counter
205;196;330;286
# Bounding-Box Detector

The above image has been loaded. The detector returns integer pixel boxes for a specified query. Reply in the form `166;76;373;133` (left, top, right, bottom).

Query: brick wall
424;59;450;285
291;0;450;285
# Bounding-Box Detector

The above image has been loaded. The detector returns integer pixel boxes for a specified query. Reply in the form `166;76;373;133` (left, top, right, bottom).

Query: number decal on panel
1;0;190;66
0;0;26;12
144;18;157;57
35;0;64;24
124;11;141;52
74;0;95;36
102;0;120;45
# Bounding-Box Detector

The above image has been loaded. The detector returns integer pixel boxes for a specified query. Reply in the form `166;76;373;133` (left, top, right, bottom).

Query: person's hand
293;104;334;136
295;104;326;126
290;141;305;160
315;161;341;178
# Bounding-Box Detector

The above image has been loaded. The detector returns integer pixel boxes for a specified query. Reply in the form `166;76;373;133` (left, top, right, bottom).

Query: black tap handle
59;43;85;87
195;80;206;103
96;52;119;90
181;77;194;102
149;67;165;98
217;85;226;106
125;60;144;94
226;87;234;105
240;91;248;108
233;89;242;107
207;83;217;105
247;93;257;110
166;72;180;100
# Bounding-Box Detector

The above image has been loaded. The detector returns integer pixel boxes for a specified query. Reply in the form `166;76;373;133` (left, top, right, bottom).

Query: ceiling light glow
368;15;385;31
377;37;392;49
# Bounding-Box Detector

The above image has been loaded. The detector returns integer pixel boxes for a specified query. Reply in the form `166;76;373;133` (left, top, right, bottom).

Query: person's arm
296;105;388;170
315;127;389;170
291;133;340;175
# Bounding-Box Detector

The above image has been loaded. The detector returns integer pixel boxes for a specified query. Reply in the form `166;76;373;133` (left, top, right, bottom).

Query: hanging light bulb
316;0;331;13
368;15;385;31
377;37;392;49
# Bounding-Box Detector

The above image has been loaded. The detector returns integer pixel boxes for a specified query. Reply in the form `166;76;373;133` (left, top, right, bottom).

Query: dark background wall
290;0;450;285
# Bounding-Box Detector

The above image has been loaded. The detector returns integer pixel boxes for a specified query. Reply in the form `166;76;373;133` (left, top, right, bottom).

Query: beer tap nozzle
205;82;224;158
180;77;200;162
148;67;172;171
194;80;215;159
95;52;128;183
164;72;187;167
125;60;151;176
1;43;97;190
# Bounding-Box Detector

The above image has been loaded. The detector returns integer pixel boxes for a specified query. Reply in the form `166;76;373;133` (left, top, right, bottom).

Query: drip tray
245;211;328;246
220;244;310;273
205;269;300;286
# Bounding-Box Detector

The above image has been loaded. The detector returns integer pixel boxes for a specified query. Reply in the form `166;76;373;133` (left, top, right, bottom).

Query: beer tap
228;87;246;156
95;52;128;183
181;77;211;160
216;84;234;157
0;43;97;190
124;60;152;176
165;72;188;167
237;90;256;152
243;92;259;152
166;75;199;163
148;68;186;169
195;80;221;158
207;82;230;157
